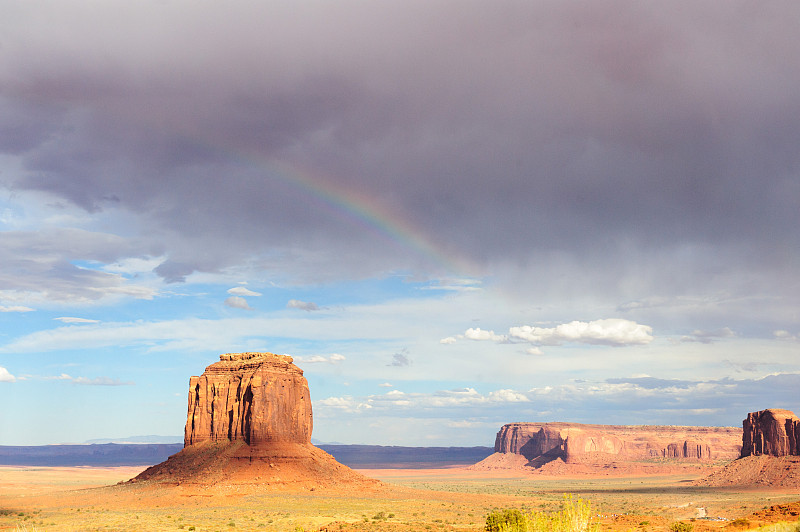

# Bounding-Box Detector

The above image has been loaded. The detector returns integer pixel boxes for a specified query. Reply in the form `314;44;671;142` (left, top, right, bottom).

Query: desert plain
5;353;799;531
2;460;800;532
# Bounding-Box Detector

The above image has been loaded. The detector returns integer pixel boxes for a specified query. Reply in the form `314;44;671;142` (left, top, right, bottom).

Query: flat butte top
499;421;740;433
201;352;303;375
759;408;799;420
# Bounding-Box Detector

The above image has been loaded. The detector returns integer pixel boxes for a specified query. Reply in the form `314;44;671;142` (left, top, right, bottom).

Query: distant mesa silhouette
132;352;377;489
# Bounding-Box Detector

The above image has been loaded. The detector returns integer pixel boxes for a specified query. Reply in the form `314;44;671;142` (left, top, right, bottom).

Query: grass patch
485;494;599;532
745;523;800;532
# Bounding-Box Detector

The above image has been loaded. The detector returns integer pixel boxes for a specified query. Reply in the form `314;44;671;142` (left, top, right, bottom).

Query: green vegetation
744;523;800;532
485;494;598;532
668;522;693;532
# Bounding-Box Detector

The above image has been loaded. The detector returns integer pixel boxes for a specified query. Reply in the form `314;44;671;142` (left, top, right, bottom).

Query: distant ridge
319;445;494;469
0;443;493;468
83;435;182;445
0;443;183;466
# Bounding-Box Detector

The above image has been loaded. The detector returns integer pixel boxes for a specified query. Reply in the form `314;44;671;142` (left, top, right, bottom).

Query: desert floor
1;465;799;531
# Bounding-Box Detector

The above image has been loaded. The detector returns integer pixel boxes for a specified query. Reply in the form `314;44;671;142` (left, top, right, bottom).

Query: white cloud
488;389;529;402
227;286;262;297
316;396;373;413
0;305;34;313
680;327;736;344
287;299;320;311
508;319;653;347
426;387;530;407
224;296;252;310
445;420;495;429
0;308;424;354
0;367;15;382
296;353;346;364
16;372;131;385
73;376;134;386
54;317;99;324
315;386;532;417
102;256;166;275
378;382;393;388
448;319;654;349
774;330;798;341
464;327;507;342
20;373;73;381
421;278;482;292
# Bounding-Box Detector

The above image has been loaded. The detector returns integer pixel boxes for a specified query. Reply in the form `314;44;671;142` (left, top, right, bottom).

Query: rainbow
242;154;474;276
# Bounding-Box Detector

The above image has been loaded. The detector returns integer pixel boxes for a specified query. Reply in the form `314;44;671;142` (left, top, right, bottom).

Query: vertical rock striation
185;352;312;446
741;408;800;457
489;422;740;464
133;352;377;489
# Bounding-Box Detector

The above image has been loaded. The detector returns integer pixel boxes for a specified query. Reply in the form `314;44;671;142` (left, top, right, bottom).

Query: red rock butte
474;421;741;470
133;352;376;489
185;352;312;446
698;408;800;487
742;408;800;457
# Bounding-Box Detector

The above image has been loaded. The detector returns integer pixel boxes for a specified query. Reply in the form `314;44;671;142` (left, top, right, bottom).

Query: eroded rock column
184;352;312;446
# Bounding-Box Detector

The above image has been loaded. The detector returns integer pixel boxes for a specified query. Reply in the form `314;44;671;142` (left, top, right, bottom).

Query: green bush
486;509;526;532
484;494;598;532
669;522;693;532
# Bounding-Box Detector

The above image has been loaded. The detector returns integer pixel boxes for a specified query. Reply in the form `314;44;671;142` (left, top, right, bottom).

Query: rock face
133;352;377;489
491;422;740;465
697;409;800;487
184;352;312;446
741;409;800;457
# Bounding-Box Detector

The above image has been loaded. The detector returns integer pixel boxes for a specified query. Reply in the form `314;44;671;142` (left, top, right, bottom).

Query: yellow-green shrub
484;494;598;532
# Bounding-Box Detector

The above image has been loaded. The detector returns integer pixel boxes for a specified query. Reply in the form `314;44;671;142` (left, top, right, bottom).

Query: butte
131;352;378;490
698;408;800;488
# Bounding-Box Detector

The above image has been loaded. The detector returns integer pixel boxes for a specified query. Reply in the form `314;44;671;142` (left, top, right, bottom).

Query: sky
1;1;799;447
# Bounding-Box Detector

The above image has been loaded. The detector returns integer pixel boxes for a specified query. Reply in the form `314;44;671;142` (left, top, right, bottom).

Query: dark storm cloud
2;1;799;299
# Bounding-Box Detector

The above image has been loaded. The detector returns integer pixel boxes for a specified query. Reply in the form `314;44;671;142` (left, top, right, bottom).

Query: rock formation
133;352;377;489
741;408;800;457
484;422;740;467
696;409;800;488
184;352;312;446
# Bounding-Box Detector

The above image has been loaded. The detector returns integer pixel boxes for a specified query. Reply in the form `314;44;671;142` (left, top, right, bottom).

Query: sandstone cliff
699;408;800;487
488;422;740;466
184;352;312;446
741;408;800;457
133;352;377;489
